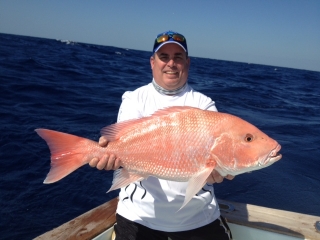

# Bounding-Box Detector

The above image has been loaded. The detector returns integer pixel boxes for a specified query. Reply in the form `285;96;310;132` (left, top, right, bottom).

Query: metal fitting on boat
219;203;235;213
315;221;320;232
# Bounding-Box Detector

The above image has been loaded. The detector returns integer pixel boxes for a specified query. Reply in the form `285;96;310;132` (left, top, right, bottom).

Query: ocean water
1;33;319;239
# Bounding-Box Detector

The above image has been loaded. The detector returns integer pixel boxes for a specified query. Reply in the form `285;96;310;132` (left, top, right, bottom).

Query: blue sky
1;0;319;72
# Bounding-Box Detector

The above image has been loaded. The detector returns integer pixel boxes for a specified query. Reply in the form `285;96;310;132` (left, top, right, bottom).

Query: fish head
210;114;282;176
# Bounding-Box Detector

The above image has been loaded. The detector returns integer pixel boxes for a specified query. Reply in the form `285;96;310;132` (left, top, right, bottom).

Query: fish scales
106;109;216;181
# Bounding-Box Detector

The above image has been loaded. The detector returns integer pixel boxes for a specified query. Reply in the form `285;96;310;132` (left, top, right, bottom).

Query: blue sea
1;33;319;239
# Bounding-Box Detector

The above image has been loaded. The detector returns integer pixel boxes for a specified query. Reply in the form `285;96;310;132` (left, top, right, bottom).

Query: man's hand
206;170;234;184
89;136;121;171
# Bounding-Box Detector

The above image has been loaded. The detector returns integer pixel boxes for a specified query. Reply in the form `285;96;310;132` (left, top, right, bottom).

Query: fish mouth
260;144;282;166
267;144;282;163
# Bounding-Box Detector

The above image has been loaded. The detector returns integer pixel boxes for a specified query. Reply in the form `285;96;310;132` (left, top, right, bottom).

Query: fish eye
245;134;254;142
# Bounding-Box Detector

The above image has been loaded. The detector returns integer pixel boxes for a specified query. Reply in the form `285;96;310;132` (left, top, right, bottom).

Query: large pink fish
36;106;282;209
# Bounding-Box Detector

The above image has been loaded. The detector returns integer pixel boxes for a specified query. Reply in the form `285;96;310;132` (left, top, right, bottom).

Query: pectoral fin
179;167;214;211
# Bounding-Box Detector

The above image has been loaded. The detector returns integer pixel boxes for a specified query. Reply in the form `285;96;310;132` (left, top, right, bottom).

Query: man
90;30;233;240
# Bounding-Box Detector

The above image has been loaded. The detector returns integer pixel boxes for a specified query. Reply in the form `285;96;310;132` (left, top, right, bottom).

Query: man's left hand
206;170;234;184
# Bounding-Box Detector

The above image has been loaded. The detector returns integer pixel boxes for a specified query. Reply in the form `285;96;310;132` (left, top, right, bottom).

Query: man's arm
89;92;141;171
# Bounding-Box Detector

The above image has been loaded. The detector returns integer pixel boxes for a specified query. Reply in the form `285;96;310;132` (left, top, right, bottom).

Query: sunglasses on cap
156;33;185;43
153;31;188;53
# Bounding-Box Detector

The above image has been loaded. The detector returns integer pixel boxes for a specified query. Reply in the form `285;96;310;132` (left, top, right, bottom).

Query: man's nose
167;58;176;67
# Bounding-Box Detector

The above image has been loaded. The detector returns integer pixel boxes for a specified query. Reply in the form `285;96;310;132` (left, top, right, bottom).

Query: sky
1;0;319;72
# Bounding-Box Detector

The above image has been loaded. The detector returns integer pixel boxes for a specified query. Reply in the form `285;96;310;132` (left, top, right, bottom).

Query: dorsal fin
100;106;200;141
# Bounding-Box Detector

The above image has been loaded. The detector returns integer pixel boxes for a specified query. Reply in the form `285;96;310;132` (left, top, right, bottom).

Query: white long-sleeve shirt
115;82;221;232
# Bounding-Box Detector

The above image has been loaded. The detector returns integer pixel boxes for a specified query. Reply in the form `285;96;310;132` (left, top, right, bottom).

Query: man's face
150;43;190;90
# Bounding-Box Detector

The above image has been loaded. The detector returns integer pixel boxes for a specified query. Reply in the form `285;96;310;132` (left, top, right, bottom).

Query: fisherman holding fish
37;30;281;239
90;31;234;240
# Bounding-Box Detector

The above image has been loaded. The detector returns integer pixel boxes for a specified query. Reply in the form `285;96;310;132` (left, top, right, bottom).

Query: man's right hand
89;136;122;171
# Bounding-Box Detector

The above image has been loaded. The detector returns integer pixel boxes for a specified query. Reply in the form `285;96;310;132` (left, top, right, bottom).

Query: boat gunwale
34;197;320;240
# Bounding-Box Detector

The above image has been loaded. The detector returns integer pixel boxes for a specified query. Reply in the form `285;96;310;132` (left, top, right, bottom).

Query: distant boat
56;39;76;45
34;198;320;240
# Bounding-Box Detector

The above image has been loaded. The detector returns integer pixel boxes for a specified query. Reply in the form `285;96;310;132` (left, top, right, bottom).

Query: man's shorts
114;213;232;240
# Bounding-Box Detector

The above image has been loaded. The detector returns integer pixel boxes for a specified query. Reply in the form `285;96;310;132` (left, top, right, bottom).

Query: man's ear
186;56;190;70
150;55;155;69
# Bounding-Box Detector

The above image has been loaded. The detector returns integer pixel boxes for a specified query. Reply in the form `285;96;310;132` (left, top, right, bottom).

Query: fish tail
35;128;99;184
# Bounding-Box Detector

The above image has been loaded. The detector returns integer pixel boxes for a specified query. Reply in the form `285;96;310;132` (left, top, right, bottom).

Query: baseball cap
152;30;188;54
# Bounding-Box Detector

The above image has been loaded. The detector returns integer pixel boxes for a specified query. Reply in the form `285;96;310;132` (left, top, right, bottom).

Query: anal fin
178;167;214;211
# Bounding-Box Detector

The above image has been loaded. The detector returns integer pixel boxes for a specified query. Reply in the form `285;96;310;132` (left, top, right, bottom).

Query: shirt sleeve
198;95;218;112
203;100;218;112
117;91;143;122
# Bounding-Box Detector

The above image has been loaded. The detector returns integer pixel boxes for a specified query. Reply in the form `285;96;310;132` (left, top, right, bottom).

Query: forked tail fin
35;128;98;183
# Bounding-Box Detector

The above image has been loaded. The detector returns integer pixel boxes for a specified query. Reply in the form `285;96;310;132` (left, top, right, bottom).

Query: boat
34;197;320;240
